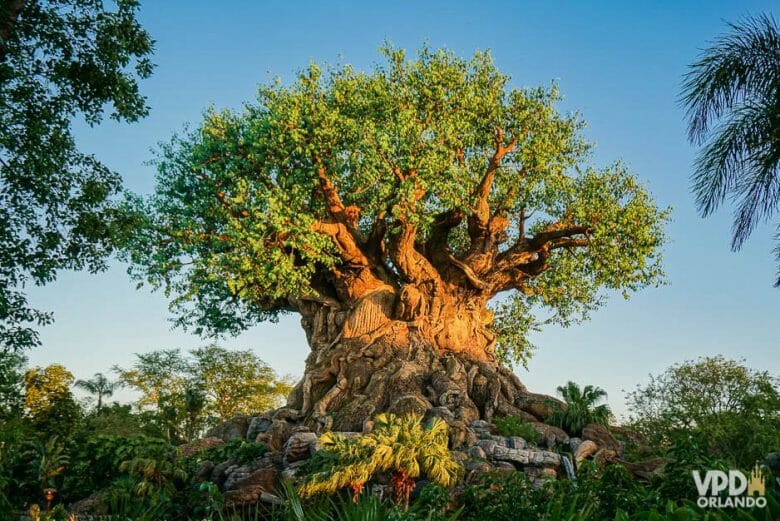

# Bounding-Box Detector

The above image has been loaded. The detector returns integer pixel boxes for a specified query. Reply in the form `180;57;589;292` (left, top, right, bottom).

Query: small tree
626;356;780;466
546;381;611;435
75;373;122;411
300;413;460;507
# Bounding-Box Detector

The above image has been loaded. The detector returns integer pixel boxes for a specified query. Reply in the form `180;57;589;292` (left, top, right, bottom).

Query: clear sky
26;0;779;418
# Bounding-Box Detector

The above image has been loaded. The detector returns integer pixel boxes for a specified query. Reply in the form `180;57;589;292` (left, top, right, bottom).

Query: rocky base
196;413;666;509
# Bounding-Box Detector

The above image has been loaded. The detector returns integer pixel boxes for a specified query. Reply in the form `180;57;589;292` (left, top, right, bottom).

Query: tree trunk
283;284;550;435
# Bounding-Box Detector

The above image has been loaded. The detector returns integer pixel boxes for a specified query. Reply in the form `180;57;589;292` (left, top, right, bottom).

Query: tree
625;356;780;467
681;15;780;285
0;349;26;420
190;345;293;422
74;372;121;411
0;0;154;352
546;381;612;435
23;364;81;435
126;46;667;431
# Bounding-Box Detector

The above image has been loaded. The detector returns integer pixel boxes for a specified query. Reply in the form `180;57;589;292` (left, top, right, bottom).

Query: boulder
530;422;569;448
468;445;487;459
491;445;561;467
508;436;527;450
568;437;583;452
283;431;318;465
574;440;598;464
195;460;215;482
246;415;273;441
582;423;622;455
206;415;252;442
615;457;671;481
516;393;564;421
211;460;233;487
256;419;291;451
593;448;618;467
223;465;252;491
177;436;224;458
229;466;278;493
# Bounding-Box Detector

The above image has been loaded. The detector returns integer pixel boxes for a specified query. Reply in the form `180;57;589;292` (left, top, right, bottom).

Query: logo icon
692;464;766;508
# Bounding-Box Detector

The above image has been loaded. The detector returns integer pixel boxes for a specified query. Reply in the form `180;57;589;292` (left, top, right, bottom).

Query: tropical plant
75;373;122;411
546;381;611;435
300;413;461;507
493;415;540;444
25;436;69;489
681;14;780;285
119;454;187;500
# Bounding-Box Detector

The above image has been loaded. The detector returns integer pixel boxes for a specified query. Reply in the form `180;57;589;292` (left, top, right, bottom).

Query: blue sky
26;1;779;417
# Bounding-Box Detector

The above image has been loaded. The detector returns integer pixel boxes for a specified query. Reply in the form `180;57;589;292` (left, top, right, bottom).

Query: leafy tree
24;435;69;490
113;349;190;411
546;381;612;435
124;46;667;430
300;413;460;507
681;15;780;285
625;356;780;467
0;0;154;352
190;345;293;422
0;349;26;420
75;372;122;411
23;364;81;437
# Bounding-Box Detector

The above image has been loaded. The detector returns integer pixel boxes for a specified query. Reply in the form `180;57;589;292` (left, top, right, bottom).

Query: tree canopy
0;0;154;352
127;46;667;365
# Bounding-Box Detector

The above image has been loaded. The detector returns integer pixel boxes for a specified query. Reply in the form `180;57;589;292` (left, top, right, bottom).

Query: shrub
492;416;540;444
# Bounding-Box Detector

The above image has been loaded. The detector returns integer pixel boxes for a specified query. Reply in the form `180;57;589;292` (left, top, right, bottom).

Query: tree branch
469;126;517;237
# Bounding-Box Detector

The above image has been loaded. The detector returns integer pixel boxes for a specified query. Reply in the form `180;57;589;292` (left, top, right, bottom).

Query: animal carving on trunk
128;46;667;433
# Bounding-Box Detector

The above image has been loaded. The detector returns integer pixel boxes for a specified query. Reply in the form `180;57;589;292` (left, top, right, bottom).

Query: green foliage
194;438;269;467
0;0;154;352
23;364;81;436
493;415;540;444
625;356;780;467
300;413;461;505
0;349;26;420
74;372;122;411
126;45;668;364
115;346;290;441
681;14;780;284
546;381;612;435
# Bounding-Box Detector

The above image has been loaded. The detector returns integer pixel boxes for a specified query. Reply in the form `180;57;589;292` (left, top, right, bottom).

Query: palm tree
546;381;612;435
300;413;461;508
74;372;121;411
681;14;780;285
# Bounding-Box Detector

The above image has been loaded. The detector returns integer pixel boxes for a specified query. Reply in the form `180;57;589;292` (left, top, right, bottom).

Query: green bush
493;415;540;444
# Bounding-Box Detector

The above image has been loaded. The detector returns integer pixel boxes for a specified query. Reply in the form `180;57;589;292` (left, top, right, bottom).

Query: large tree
0;0;154;352
127;47;667;431
681;14;780;285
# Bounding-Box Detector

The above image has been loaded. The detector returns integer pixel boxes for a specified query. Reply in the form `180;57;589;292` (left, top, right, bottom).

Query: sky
25;0;779;418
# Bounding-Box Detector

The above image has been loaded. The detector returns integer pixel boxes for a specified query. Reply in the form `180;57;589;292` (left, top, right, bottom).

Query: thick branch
469;127;516;238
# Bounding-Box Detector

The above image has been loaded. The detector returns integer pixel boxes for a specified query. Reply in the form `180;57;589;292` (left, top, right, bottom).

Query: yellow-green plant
299;413;461;507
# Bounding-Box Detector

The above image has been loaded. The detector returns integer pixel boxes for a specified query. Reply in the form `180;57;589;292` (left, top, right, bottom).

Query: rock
362;419;375;432
230;466;278;493
450;450;468;463
469;420;491;431
469;445;487;459
281;460;307;481
177;436;224;458
223;465;252;491
491;446;560;467
568;437;583;452
206;415;252;442
615;457;671;481
256;419;291;451
508;436;527;450
283;432;318;465
195;460;215;482
766;452;780;477
517;393;564;421
593;448;618;467
69;491;106;515
246;415;273;441
224;487;282;508
211;460;233;487
448;419;477;449
582;424;622;455
494;461;517;474
426;406;455;423
574;440;598;464
525;467;557;480
530;422;569;448
476;439;498;455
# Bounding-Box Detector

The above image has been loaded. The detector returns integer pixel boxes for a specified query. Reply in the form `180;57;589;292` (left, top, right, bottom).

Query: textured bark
284;285;548;432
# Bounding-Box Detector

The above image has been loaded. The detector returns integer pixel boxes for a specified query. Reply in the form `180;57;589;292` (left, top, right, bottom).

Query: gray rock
283;432;318;465
206;415;251;442
508;436;527;450
469;420;491;430
491;445;561;467
476;439;498;455
469;445;487;459
568;437;583;452
211;460;233;487
223;465;252;491
195;460;214;482
247;416;273;441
